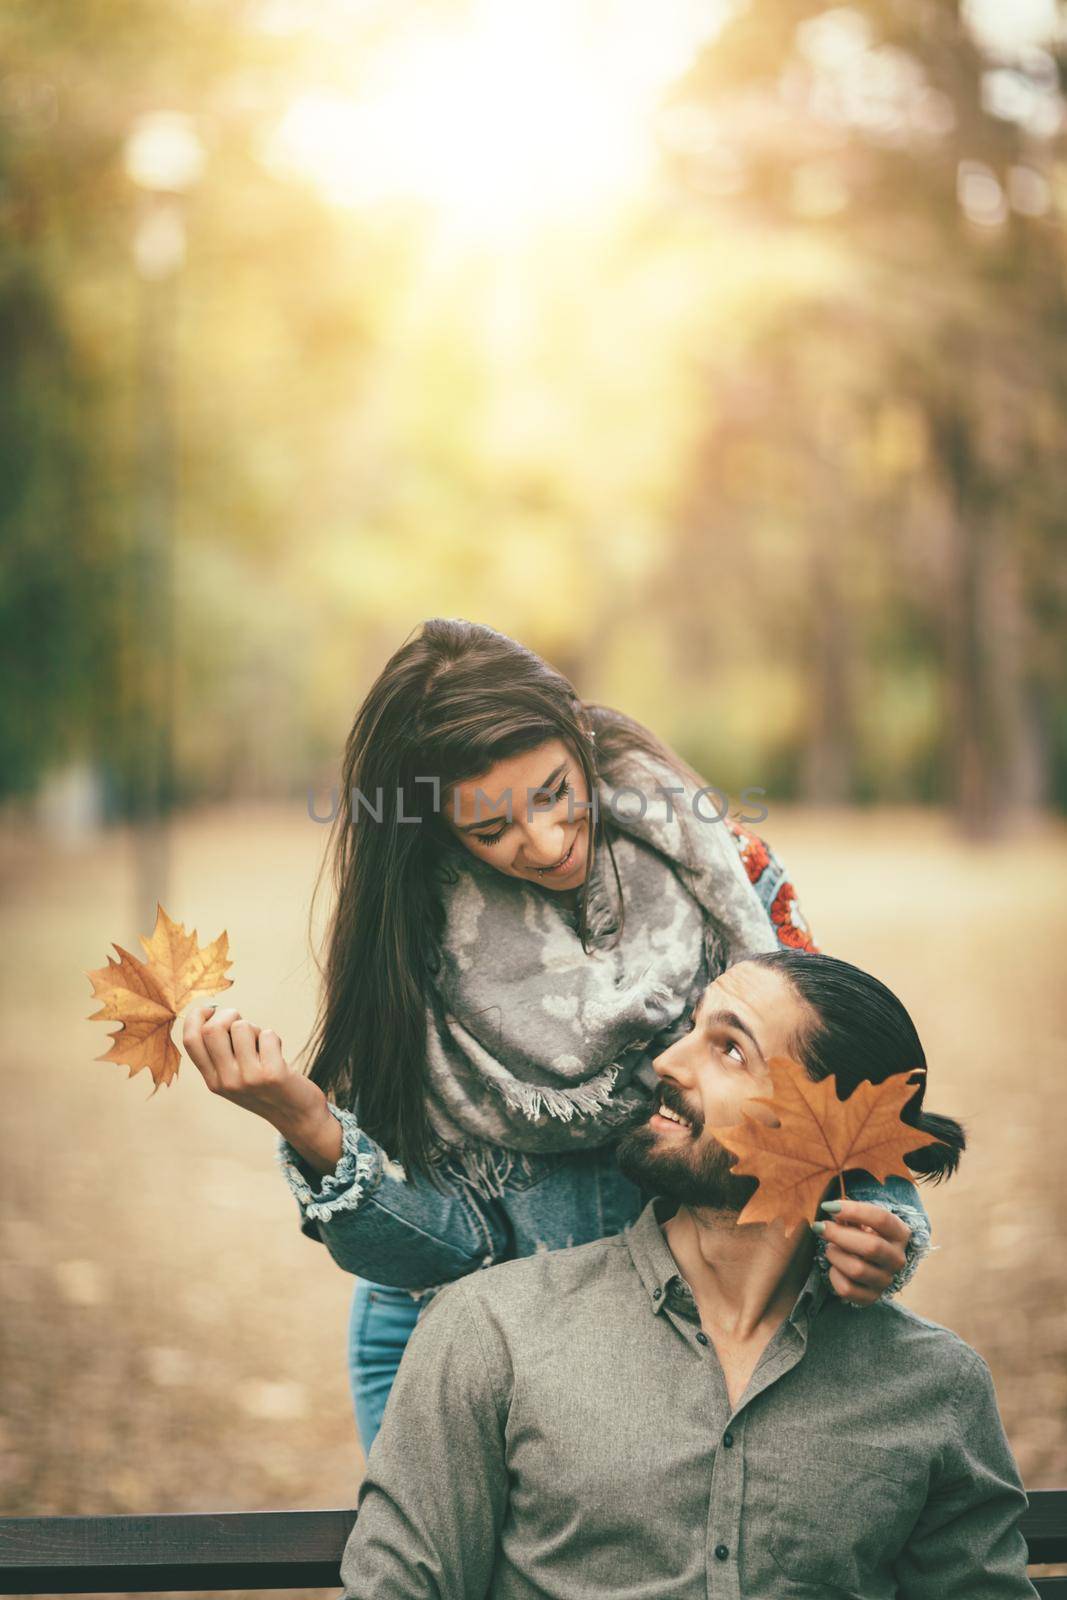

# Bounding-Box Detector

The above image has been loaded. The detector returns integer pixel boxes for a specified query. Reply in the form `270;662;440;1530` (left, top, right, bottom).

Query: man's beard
617;1089;759;1214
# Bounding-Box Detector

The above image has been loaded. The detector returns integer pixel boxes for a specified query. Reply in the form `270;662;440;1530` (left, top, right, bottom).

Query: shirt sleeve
340;1279;509;1600
893;1348;1038;1599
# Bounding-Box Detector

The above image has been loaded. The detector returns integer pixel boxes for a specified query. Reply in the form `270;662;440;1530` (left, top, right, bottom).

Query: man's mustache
651;1081;705;1136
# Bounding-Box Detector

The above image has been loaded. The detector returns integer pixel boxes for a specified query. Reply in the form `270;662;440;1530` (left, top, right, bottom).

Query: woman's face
444;737;591;890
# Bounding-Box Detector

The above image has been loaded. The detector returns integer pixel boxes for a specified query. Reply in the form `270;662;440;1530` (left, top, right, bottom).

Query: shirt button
652;1288;662;1301
714;1543;729;1561
722;1430;734;1448
695;1331;709;1346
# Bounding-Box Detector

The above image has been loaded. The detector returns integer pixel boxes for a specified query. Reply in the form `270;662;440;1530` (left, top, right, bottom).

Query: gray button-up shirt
341;1197;1036;1599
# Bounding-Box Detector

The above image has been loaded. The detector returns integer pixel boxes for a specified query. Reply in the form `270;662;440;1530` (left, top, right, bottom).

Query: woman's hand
181;1005;343;1176
815;1199;911;1307
181;1004;300;1120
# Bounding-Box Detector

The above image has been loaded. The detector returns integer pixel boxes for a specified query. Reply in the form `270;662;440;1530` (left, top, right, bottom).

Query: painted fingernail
820;1200;845;1213
811;1220;827;1235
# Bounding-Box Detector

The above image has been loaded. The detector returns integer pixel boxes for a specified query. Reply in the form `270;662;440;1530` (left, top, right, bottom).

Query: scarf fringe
449;1141;518;1202
495;1061;621;1123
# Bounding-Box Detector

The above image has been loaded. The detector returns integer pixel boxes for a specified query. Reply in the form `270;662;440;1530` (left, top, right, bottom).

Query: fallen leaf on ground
86;904;232;1089
713;1055;941;1234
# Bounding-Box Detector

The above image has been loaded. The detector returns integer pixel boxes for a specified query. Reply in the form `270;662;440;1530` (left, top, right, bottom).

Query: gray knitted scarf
421;750;780;1195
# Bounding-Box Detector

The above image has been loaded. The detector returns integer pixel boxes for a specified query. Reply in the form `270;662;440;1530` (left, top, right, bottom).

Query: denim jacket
278;1103;932;1303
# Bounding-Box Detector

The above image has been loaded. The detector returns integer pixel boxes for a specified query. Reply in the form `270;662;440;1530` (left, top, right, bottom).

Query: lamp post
123;112;203;936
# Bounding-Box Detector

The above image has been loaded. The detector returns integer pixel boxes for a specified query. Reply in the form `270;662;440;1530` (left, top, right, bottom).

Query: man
340;949;1037;1599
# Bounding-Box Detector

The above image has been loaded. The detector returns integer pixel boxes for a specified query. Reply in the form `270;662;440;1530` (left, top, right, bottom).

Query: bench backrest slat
0;1510;356;1594
1;1493;1065;1594
1026;1490;1067;1562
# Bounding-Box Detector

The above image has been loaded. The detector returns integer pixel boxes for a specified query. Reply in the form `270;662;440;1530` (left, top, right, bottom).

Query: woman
182;619;933;1452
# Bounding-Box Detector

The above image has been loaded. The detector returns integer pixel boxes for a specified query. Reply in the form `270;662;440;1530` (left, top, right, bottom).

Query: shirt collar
791;1254;832;1330
625;1195;832;1331
626;1195;690;1311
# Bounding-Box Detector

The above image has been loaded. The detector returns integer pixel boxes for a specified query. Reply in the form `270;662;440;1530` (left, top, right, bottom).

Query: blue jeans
349;1282;422;1451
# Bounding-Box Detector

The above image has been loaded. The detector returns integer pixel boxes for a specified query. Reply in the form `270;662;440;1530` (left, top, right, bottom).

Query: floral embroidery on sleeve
724;818;818;953
768;879;817;951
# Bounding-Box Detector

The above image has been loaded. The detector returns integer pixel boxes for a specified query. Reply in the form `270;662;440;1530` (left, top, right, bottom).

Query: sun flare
264;0;729;241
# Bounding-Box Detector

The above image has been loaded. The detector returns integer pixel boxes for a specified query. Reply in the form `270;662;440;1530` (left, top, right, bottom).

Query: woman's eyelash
475;776;571;847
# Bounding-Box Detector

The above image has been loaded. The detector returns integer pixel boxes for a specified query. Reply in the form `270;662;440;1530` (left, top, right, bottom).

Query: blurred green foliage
1;0;1064;831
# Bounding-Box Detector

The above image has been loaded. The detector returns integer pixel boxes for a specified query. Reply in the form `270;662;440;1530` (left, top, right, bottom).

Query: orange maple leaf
712;1055;941;1235
86;903;232;1089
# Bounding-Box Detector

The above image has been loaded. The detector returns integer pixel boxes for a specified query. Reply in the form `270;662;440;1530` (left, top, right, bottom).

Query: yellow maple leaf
712;1055;941;1235
86;904;233;1089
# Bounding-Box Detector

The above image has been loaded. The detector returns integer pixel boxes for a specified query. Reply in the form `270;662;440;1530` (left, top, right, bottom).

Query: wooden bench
1;1495;1065;1594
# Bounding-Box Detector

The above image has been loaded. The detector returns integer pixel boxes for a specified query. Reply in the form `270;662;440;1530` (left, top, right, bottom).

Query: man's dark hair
748;949;965;1183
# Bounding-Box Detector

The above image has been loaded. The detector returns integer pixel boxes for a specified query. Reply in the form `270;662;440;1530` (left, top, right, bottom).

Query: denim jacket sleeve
276;1101;384;1229
820;1171;933;1303
278;1110;932;1300
276;1103;507;1289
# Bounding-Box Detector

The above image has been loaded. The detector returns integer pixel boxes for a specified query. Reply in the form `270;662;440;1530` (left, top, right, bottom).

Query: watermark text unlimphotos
307;781;769;827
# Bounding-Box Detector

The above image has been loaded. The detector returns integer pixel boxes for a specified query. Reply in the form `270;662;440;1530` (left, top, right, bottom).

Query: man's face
617;961;818;1213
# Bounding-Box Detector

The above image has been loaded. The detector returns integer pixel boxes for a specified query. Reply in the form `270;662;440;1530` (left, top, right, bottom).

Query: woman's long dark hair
295;618;703;1177
747;949;966;1182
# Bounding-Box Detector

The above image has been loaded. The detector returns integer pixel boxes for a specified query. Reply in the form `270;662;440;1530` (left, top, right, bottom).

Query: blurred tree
0;0;243;812
663;0;1067;832
2;0;1063;830
0;0;398;810
0;255;107;800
